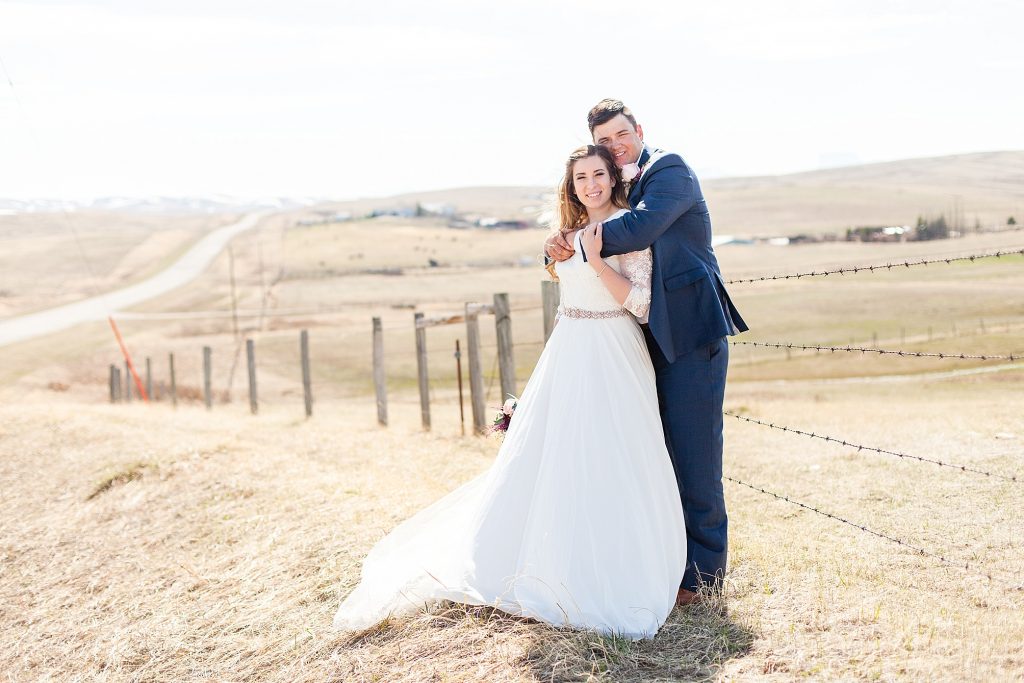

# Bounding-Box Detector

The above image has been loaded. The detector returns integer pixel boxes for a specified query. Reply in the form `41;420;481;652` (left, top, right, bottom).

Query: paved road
0;213;264;347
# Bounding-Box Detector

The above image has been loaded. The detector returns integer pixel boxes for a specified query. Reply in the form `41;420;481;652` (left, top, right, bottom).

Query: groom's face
592;114;644;167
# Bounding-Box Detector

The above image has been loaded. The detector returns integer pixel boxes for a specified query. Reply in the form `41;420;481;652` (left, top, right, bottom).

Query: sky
1;0;1023;201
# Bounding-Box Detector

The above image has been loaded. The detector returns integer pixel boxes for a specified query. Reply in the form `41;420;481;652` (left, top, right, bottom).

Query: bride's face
572;156;616;211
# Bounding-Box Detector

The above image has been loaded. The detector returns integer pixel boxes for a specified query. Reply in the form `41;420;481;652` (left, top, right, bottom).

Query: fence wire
731;340;1022;362
726;475;1024;591
725;411;1020;483
725;248;1024;285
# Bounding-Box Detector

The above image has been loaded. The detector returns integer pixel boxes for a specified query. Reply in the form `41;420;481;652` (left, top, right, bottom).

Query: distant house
845;226;908;243
418;202;456;217
478;217;531;230
369;206;417;218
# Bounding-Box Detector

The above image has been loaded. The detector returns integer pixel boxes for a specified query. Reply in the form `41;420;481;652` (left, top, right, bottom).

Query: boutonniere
620;162;641;184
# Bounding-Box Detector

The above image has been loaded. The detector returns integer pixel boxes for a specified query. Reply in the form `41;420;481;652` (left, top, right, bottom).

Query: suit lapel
627;148;653;204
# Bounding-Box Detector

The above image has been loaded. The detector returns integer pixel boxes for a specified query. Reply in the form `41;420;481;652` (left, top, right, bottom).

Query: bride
333;145;687;640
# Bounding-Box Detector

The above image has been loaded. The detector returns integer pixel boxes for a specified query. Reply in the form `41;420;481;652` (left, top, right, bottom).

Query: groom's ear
636;124;644;141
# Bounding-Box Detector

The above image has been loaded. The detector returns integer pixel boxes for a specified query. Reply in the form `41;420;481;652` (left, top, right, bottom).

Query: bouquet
489;395;518;434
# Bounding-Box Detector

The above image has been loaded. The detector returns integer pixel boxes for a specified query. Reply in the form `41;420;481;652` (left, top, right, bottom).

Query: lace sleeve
619;248;652;319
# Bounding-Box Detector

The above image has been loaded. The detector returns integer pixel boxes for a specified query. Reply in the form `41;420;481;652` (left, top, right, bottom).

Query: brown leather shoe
676;588;700;607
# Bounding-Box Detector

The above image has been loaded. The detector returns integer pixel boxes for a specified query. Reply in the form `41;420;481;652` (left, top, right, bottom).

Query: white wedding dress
334;213;687;639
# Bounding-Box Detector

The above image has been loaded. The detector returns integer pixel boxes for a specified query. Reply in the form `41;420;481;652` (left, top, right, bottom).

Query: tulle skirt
333;314;687;639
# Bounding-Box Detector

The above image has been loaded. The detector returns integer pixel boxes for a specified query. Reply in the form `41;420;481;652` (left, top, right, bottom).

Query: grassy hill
297;151;1024;237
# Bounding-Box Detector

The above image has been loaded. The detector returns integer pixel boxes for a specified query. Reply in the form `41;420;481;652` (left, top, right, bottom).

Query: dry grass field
2;156;1024;681
1;376;1021;681
0;211;238;319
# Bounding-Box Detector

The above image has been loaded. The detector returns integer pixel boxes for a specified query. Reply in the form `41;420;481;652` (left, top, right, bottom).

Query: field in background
4;222;1022;405
296;151;1024;238
2;156;1024;680
0;211;238;319
5;150;1022;325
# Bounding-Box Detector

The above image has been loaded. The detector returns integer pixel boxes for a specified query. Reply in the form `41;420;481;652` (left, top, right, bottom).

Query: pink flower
620;162;641;183
502;398;517;416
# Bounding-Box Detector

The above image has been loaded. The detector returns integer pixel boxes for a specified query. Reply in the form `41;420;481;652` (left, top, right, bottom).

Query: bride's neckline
585;205;625;224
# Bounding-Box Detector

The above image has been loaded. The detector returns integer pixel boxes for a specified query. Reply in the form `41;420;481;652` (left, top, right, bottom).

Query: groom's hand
545;230;578;262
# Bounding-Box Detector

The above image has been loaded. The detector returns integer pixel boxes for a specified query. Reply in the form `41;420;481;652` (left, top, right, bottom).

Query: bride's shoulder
608;208;629;221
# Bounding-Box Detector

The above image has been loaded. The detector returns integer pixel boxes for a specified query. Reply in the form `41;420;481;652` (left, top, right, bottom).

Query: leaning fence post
169;353;177;408
541;280;560;342
246;339;258;415
414;313;431;430
109;365;118;403
455;339;465;436
203;346;212;410
372;317;387;426
465;305;486;434
300;330;312;418
494;292;516;400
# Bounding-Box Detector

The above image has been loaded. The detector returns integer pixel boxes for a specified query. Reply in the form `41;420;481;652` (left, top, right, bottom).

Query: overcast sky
2;0;1022;201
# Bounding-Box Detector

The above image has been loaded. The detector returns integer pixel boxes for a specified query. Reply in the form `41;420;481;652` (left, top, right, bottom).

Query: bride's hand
579;222;603;261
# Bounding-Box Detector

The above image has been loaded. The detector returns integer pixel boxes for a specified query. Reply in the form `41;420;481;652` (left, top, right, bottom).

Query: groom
546;99;747;604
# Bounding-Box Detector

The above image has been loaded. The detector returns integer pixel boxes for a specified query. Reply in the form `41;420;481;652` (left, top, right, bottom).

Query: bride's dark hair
554;145;629;234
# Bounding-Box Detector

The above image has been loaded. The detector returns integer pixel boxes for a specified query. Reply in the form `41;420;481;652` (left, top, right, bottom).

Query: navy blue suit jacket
600;147;747;363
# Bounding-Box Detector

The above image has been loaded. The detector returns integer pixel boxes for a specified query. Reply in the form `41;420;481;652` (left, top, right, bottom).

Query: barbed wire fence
102;244;1024;587
723;411;1020;482
725;476;1023;590
724;247;1024;284
718;246;1024;590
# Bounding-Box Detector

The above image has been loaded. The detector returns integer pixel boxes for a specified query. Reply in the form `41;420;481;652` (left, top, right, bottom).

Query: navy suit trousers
642;324;728;592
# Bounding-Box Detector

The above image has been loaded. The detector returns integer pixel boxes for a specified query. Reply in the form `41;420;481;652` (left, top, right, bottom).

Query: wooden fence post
465;305;486;434
455;339;465;436
203;346;212;410
124;361;132;403
109;365;118;403
541;280;560;342
494;293;516;400
145;357;153;401
246;339;258;415
169;353;177;408
372;317;387;426
300;330;312;418
414;313;430;430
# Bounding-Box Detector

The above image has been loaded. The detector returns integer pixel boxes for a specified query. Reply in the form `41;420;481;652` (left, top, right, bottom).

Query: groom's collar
636;146;651;169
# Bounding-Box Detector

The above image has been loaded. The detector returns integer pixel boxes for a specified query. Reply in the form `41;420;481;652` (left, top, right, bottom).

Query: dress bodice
553;210;653;322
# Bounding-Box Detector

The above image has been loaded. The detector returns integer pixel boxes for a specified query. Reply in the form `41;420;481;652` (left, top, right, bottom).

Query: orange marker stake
108;316;149;402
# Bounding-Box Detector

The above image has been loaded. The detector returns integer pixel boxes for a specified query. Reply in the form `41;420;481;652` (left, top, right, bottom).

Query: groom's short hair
587;99;638;134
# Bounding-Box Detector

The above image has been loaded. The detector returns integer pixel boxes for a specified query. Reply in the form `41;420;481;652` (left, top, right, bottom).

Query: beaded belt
558;306;628;319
